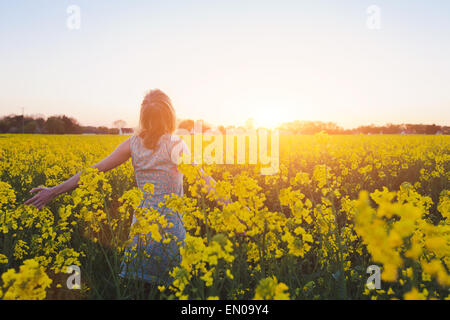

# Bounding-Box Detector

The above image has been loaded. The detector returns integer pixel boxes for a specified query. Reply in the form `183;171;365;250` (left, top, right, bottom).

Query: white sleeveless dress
119;133;189;284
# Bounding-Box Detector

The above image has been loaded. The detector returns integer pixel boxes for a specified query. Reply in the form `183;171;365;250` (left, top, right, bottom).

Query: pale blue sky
0;0;449;129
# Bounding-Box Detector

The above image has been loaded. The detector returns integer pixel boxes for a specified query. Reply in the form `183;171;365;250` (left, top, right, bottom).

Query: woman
24;89;221;285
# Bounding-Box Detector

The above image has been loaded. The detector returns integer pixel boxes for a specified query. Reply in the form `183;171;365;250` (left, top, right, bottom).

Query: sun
252;114;280;129
250;105;291;129
226;93;297;130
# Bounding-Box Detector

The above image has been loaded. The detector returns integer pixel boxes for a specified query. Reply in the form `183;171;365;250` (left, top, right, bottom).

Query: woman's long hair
136;89;176;150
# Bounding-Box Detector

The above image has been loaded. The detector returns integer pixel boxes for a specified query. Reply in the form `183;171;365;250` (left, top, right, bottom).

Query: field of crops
0;133;449;300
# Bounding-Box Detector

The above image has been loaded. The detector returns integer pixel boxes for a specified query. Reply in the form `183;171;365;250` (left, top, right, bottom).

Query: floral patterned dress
119;133;188;284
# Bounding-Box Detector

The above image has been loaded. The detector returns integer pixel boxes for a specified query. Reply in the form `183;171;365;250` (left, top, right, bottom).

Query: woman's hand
22;138;131;211
24;187;57;209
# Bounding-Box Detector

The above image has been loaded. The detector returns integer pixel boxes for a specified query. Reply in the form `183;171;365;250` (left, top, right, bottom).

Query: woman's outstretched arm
169;136;232;206
198;168;232;206
25;138;132;209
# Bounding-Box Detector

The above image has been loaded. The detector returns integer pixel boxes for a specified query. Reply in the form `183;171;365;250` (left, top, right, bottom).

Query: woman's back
130;133;184;201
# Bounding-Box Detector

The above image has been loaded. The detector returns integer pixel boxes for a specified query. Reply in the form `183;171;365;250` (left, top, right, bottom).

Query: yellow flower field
0;133;449;300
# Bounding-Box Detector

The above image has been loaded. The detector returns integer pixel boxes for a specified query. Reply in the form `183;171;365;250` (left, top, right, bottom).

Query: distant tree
113;120;127;135
384;123;401;134
178;119;194;132
122;127;134;134
98;126;110;134
33;116;46;133
0;118;9;133
61;115;81;134
425;124;439;135
8;126;19;133
24;121;38;133
45;117;66;134
218;125;226;135
43;115;80;134
202;123;211;133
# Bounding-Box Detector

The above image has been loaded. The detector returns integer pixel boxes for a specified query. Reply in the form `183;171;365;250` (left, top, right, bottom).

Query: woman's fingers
25;192;46;208
25;187;53;209
30;187;44;193
35;201;44;209
24;195;38;205
27;198;39;207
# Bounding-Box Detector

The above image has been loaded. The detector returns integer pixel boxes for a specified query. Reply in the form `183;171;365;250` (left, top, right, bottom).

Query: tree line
0;114;133;135
179;119;449;135
276;120;449;135
0;114;448;135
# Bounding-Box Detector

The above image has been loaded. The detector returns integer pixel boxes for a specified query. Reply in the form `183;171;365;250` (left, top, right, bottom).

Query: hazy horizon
1;110;448;131
1;1;450;129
